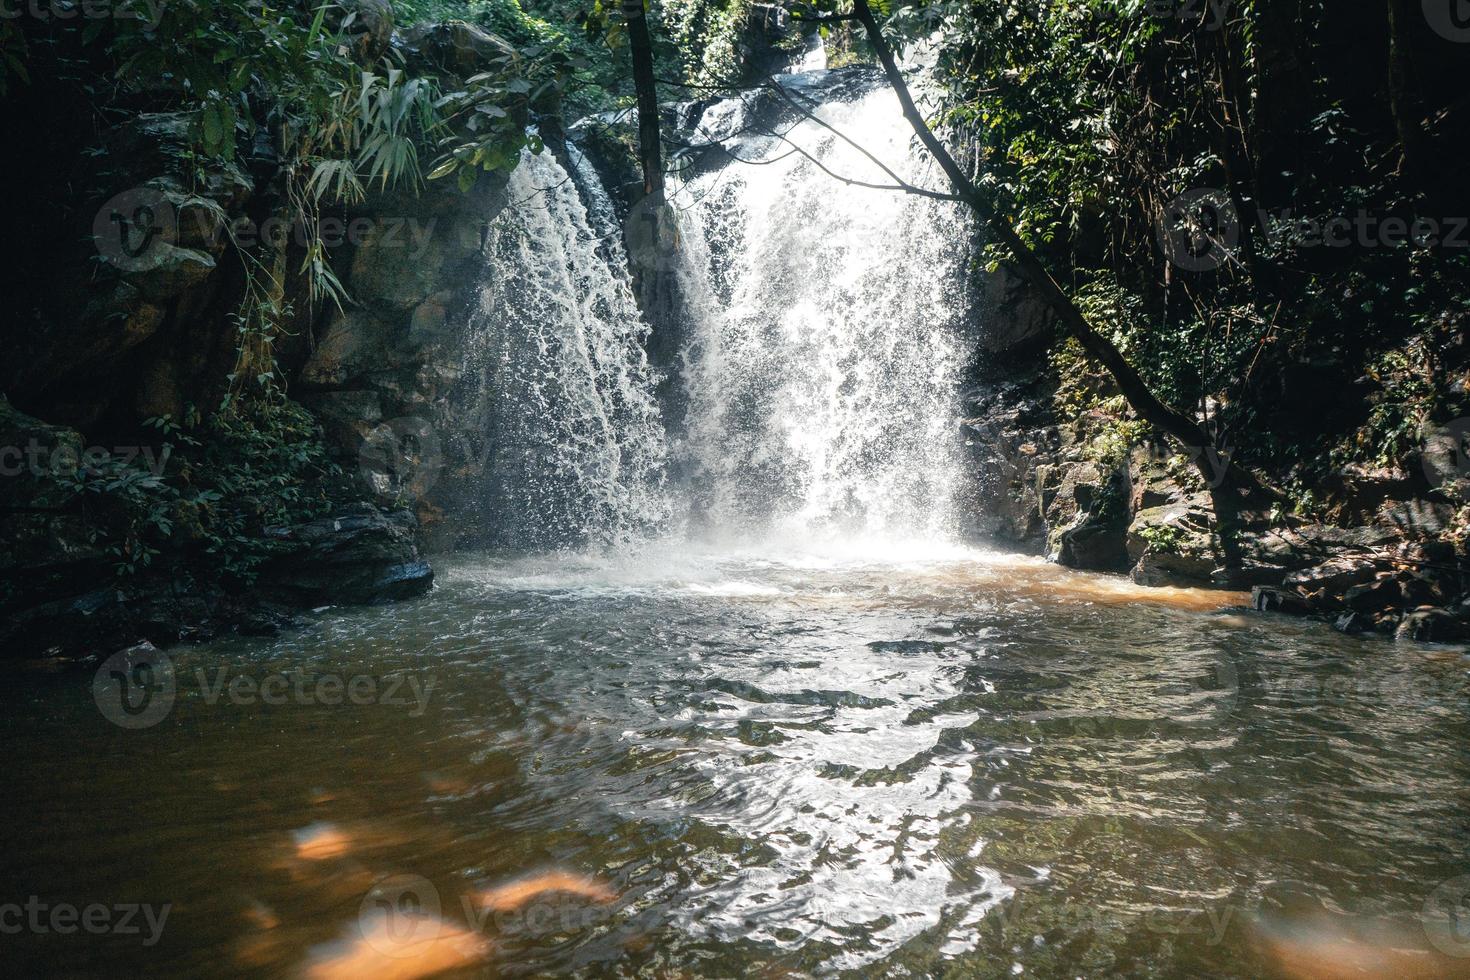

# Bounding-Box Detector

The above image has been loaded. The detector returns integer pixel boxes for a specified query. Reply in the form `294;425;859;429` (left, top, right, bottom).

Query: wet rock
1332;611;1375;635
1052;522;1130;572
297;390;384;456
259;504;434;605
1252;586;1313;616
973;263;1056;358
126;243;217;302
0;586;133;660
1379;498;1457;538
332;0;394;61
1395;607;1470;643
1344;577;1401;612
1126;501;1218;587
1282;558;1380;604
1212;563;1290;589
300;311;402;388
1131;551;1217;587
399;20;518;76
961;383;1055;548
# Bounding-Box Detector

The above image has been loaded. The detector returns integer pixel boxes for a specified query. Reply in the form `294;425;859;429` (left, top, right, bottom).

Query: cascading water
669;76;976;548
461;146;671;549
460;72;974;556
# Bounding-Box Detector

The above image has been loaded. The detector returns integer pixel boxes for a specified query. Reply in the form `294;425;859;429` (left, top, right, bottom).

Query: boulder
1131;550;1218;587
300;311;403;388
1395;607;1470;643
258;503;434;605
1333;611;1375;635
333;0;394;61
1282;557;1380;603
1252;586;1312;616
399;21;518;77
1052;522;1130;572
1343;577;1400;612
1126;500;1218;586
972;263;1056;358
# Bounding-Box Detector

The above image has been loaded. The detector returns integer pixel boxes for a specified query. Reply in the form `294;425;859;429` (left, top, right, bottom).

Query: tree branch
848;0;1212;457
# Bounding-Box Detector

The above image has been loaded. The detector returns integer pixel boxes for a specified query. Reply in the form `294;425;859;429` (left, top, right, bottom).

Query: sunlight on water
3;544;1466;977
5;73;1468;980
458;146;671;549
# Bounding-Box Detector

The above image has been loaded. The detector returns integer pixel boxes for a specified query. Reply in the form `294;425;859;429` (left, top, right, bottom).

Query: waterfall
669;77;975;547
459;74;974;554
461;147;671;550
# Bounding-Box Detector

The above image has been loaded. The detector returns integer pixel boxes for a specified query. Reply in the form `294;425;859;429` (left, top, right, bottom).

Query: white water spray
670;78;975;547
463;76;974;555
463;147;670;548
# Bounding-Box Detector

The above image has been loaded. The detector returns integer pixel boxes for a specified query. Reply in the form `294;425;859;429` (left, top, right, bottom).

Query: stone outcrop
258;503;434;606
0;15;521;658
964;348;1470;639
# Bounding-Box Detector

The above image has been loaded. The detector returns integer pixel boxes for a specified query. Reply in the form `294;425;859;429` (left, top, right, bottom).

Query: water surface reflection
2;545;1467;977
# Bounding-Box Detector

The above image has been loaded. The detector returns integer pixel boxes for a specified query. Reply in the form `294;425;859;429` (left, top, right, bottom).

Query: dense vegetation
905;0;1470;519
4;0;1468;607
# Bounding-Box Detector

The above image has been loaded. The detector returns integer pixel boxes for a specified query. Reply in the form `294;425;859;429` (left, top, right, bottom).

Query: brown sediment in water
1250;913;1470;980
293;823;353;861
963;563;1249;612
301;914;489;980
474;870;617;911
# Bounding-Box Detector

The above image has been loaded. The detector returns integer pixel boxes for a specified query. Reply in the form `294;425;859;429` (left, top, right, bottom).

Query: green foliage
12;1;553;584
659;0;749;86
56;400;342;585
893;0;1470;494
1135;521;1186;554
401;0;632;114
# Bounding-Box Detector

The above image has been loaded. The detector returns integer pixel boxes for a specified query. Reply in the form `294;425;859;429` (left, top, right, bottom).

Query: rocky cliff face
0;19;539;658
964;335;1470;641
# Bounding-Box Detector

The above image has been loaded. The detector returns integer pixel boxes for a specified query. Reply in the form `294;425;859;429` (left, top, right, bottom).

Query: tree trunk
847;0;1213;467
1252;0;1310;204
624;0;665;203
1386;0;1428;191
